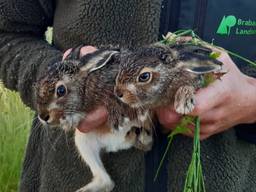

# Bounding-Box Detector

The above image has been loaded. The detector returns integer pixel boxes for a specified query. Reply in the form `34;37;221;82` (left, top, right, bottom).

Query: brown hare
35;45;153;192
114;43;223;114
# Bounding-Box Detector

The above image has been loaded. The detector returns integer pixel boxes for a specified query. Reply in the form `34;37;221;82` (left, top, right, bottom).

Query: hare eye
56;85;67;97
138;72;151;83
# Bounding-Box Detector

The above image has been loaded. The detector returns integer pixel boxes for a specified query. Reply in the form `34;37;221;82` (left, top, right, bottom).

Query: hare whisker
63;129;70;150
34;120;58;151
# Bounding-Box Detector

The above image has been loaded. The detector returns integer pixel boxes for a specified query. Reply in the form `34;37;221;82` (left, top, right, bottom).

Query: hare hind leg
126;126;153;152
75;130;114;192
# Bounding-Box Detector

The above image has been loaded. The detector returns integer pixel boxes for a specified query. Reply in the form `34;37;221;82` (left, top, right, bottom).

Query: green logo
217;15;256;36
217;15;237;36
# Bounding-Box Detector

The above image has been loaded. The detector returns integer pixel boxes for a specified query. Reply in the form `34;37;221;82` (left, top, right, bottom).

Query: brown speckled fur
34;47;152;191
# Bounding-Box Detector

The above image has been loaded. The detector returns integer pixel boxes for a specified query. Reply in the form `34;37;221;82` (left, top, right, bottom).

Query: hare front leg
174;85;195;115
75;130;114;192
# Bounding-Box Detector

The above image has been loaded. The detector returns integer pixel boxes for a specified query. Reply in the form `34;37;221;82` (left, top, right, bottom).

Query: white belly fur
74;119;139;192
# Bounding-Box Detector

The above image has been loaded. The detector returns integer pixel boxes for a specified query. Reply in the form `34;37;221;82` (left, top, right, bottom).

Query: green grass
0;82;34;192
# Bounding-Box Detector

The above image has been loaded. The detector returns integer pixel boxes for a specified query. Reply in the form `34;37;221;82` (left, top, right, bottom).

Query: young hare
35;46;153;192
115;43;223;114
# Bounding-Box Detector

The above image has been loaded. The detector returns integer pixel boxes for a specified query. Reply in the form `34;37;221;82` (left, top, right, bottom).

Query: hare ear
177;54;223;74
88;51;119;73
79;50;119;74
182;62;222;74
175;45;223;74
176;44;213;56
64;44;85;60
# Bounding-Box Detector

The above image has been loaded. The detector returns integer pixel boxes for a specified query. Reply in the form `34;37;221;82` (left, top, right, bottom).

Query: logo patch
217;15;256;36
217;15;237;36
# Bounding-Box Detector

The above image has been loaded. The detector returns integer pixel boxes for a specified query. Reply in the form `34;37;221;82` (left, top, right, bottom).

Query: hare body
35;46;153;192
115;43;223;114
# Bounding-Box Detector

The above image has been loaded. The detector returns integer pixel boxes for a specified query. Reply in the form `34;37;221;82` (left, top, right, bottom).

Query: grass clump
0;82;34;192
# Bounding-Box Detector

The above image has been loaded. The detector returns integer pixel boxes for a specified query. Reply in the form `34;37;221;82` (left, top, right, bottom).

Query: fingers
62;48;72;60
155;106;182;130
190;81;227;116
62;45;97;60
155;104;221;140
77;106;108;133
80;46;97;56
181;123;217;140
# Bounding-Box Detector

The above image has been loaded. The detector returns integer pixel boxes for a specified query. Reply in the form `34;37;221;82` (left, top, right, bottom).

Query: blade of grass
154;116;194;181
154;134;174;182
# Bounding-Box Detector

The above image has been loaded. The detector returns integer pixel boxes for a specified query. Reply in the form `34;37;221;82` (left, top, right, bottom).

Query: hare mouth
38;114;62;128
122;100;148;109
119;97;141;108
129;99;153;109
130;102;142;108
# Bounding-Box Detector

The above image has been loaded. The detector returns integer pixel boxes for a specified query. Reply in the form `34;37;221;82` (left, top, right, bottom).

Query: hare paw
174;86;195;115
126;127;153;151
76;177;114;192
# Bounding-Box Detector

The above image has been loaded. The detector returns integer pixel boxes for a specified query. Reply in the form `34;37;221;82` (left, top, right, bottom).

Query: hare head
115;44;223;108
35;59;80;127
35;44;120;129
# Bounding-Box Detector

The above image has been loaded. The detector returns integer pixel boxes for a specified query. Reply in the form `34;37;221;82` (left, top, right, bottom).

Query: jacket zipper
159;0;181;37
193;0;208;38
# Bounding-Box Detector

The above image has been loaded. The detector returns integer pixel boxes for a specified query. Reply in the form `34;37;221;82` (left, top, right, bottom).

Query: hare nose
38;113;50;122
117;92;123;98
135;127;141;135
115;88;123;98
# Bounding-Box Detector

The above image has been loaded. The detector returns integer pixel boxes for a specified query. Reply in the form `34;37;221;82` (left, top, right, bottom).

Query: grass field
0;82;34;192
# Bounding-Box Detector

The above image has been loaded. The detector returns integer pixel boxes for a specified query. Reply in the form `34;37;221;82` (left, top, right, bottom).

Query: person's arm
0;0;62;110
156;50;256;139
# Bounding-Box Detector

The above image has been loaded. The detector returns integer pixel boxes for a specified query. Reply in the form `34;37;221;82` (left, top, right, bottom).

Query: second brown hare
115;43;223;114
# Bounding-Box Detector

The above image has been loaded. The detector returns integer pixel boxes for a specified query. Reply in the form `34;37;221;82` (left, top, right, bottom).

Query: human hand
190;50;256;139
157;50;256;140
63;45;109;133
63;45;97;59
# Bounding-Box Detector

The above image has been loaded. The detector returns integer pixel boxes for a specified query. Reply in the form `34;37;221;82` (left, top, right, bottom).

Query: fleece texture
0;0;255;192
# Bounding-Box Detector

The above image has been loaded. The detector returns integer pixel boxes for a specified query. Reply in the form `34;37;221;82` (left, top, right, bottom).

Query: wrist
244;75;256;124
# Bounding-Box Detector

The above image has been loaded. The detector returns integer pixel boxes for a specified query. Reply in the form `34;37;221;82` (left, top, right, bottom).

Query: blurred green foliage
0;82;34;191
